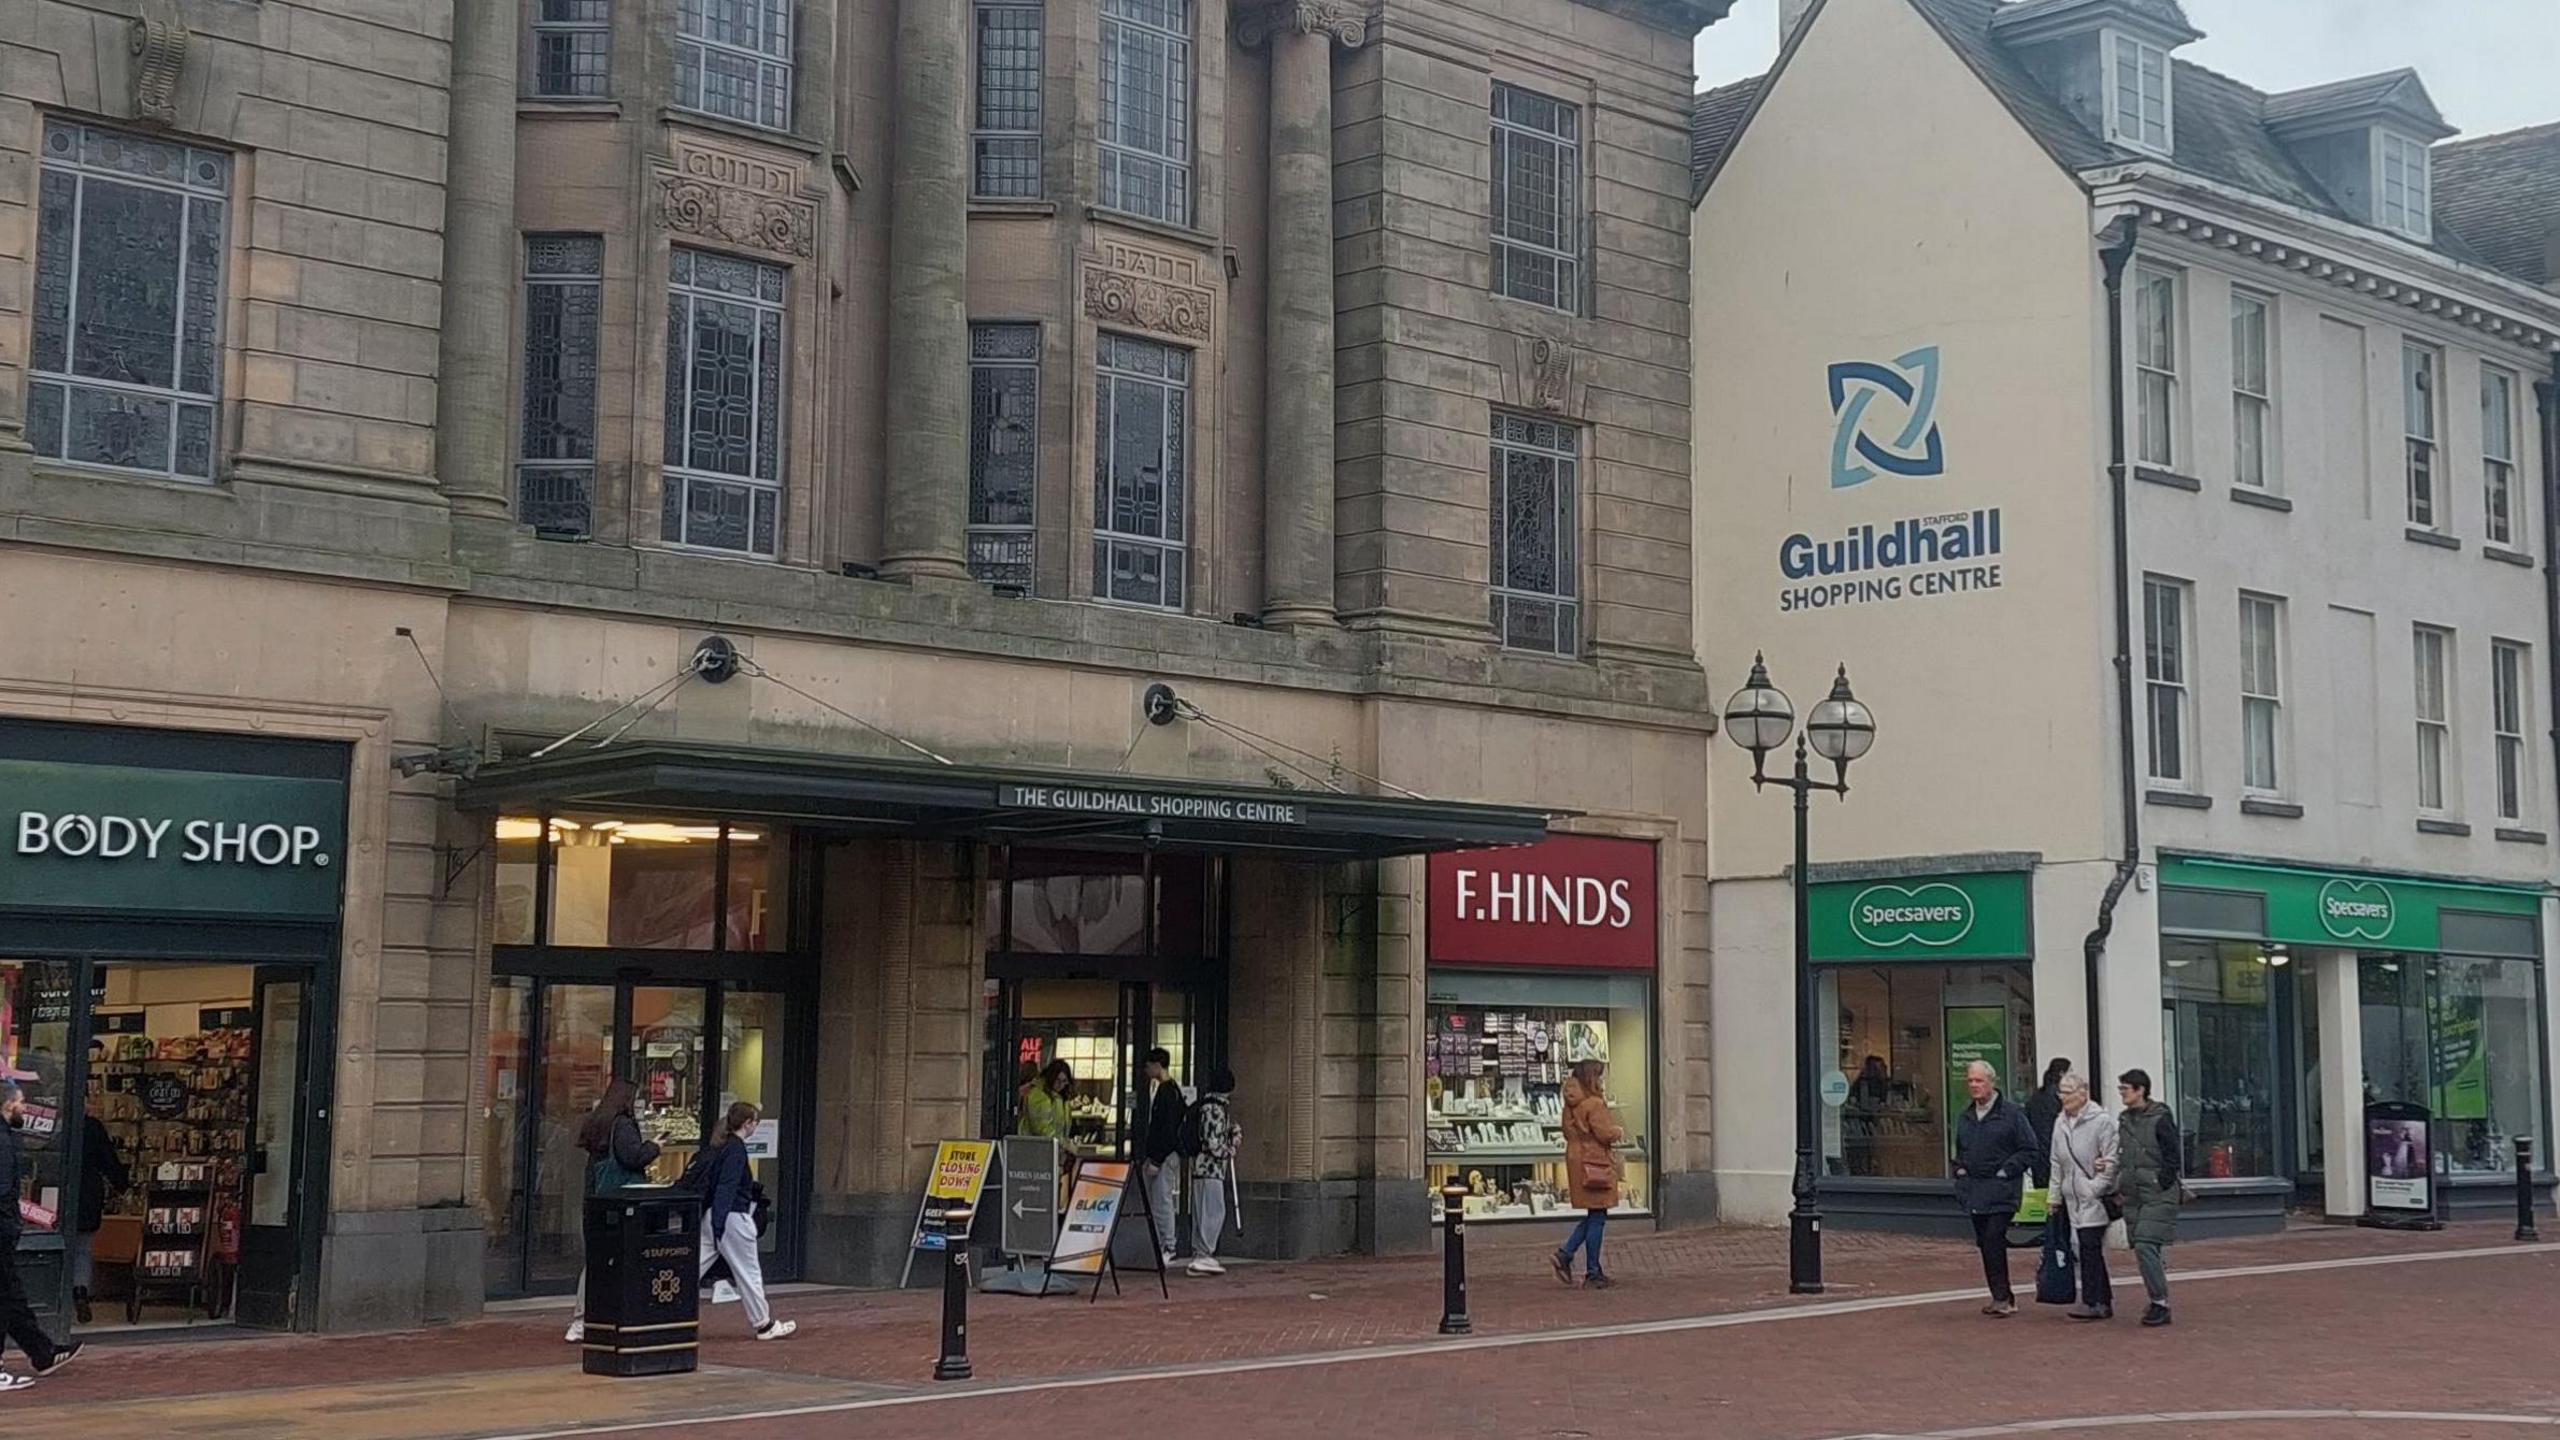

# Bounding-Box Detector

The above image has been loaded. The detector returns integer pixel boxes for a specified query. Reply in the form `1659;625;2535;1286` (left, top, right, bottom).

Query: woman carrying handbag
1552;1060;1626;1290
2046;1071;2121;1321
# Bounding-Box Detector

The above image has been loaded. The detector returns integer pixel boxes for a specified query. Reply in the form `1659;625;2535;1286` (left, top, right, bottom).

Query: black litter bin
581;1187;703;1377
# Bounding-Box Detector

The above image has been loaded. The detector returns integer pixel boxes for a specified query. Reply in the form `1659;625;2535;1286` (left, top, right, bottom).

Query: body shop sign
0;758;347;919
1426;835;1657;970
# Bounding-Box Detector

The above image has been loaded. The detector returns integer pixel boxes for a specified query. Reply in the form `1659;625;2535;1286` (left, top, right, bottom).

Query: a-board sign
1048;1161;1129;1277
910;1140;994;1252
2365;1101;2434;1217
1000;1136;1060;1257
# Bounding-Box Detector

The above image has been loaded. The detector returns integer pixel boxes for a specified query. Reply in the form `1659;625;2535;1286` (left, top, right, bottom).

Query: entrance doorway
978;850;1225;1151
73;962;313;1332
480;974;803;1297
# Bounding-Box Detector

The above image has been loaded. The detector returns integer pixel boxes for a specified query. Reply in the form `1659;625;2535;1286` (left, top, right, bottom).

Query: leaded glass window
1488;412;1580;655
1491;84;1581;312
1098;0;1190;226
519;236;604;538
1092;334;1188;609
30;120;231;482
969;323;1039;589
533;0;612;98
974;2;1043;200
663;248;786;557
677;0;793;131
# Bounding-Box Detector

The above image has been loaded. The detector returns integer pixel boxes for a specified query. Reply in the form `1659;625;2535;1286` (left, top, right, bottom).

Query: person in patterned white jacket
1187;1070;1241;1276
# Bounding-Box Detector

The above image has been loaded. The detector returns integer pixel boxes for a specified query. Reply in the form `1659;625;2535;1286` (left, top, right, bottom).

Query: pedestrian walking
1139;1048;1188;1268
1952;1059;2040;1317
1551;1060;1625;1290
697;1101;795;1341
2114;1068;2182;1328
2023;1057;2070;1188
73;1111;130;1325
2045;1071;2120;1321
1187;1068;1240;1276
563;1076;660;1346
0;1086;75;1386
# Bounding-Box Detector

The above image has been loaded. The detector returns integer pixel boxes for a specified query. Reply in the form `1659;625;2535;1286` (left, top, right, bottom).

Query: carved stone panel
1504;335;1583;417
1081;241;1216;343
653;138;817;258
130;0;189;127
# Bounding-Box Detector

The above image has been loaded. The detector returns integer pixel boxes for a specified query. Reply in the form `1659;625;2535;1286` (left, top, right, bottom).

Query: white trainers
1187;1256;1226;1276
563;1320;584;1345
711;1281;740;1305
755;1319;797;1341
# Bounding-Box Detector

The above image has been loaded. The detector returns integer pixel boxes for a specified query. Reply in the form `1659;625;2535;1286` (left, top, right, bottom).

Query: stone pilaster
880;0;972;582
432;0;518;520
1241;2;1372;627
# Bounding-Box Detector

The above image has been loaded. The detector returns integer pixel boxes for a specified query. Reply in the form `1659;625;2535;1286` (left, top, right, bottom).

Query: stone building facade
1;0;1723;1332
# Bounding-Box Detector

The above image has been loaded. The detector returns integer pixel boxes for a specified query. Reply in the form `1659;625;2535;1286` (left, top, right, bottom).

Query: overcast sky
1696;0;2560;137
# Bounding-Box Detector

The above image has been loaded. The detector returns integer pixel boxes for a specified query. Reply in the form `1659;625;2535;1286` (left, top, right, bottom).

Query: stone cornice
1565;0;1736;39
2096;179;2560;353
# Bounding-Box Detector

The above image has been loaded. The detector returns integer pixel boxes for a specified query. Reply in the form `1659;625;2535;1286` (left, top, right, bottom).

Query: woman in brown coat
1552;1060;1625;1289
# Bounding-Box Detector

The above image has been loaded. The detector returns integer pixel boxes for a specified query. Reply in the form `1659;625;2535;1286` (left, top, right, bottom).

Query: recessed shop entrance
979;850;1227;1154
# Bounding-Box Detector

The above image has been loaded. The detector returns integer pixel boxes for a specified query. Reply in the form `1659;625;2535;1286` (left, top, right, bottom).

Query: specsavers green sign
0;758;347;920
1809;870;2030;962
2158;856;2541;952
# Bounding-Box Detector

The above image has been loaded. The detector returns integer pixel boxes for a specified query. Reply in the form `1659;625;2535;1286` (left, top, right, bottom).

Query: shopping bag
2033;1214;2077;1306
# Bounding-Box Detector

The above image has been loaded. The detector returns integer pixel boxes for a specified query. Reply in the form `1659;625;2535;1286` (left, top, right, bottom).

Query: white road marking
480;1240;2560;1440
1824;1409;2560;1438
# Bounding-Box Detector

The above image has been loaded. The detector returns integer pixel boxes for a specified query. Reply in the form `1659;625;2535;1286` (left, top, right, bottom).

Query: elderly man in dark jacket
1951;1059;2041;1317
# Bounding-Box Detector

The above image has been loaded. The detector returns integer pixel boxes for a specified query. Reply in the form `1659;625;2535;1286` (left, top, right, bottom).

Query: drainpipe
2083;214;2143;1087
2540;352;2560;841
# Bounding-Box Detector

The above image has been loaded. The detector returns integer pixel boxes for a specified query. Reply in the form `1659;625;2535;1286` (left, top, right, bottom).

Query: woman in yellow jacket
1552;1060;1625;1289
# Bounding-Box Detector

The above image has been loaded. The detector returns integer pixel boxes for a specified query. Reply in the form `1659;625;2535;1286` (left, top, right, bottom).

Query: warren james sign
997;784;1304;826
0;758;347;920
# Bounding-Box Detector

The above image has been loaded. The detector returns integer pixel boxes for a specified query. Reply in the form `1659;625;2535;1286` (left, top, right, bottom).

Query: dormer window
2108;31;2171;155
2377;130;2432;241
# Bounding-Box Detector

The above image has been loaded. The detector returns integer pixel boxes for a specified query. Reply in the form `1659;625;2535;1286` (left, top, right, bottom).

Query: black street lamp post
1722;654;1876;1296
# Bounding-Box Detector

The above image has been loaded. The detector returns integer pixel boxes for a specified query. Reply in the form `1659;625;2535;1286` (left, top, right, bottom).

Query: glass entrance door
527;982;614;1290
486;975;803;1296
233;969;309;1328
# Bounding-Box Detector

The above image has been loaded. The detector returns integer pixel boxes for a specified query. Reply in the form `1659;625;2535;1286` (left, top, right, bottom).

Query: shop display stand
134;1165;223;1323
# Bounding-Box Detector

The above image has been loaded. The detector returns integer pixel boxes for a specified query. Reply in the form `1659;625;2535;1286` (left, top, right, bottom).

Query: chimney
1780;0;1814;45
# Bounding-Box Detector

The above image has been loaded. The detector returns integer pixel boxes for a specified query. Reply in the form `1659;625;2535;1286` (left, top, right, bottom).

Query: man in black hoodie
1138;1048;1187;1268
0;1085;75;1386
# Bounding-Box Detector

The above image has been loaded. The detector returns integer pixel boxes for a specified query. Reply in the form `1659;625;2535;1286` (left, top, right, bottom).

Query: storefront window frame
1423;965;1660;1224
485;818;821;1299
496;810;794;954
1812;959;2040;1185
2158;864;2553;1195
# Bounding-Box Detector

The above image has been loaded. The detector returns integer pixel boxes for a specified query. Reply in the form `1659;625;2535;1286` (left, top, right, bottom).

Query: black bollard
1438;1184;1471;1336
2519;1138;2540;1244
934;1204;975;1382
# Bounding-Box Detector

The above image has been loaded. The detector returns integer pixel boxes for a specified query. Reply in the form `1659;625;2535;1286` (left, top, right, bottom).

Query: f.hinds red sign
1426;835;1657;970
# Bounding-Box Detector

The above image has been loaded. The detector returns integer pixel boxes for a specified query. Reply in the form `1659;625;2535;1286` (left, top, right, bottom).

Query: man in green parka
2114;1068;2183;1328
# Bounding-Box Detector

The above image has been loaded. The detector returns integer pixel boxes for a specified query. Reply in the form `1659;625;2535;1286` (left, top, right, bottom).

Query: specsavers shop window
1805;870;2037;1180
1423;836;1657;1223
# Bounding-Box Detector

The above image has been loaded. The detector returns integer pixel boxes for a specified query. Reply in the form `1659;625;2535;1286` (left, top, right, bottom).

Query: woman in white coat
2045;1072;2120;1321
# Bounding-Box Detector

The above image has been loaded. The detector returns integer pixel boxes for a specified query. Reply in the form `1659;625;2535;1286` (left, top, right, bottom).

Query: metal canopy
457;742;1558;861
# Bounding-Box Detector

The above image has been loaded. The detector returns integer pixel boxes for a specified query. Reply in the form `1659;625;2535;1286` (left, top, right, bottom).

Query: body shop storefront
1805;864;2037;1232
2158;855;2555;1229
1;719;342;1335
1423;835;1658;1225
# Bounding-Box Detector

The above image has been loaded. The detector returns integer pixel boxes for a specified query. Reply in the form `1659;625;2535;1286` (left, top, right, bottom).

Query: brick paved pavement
4;1221;2551;1439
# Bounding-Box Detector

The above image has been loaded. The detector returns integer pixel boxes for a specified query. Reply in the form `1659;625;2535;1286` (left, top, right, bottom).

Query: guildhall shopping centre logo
1827;346;1945;489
